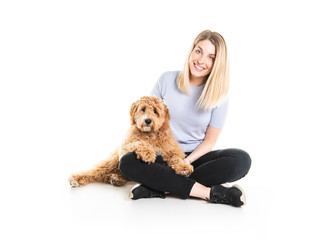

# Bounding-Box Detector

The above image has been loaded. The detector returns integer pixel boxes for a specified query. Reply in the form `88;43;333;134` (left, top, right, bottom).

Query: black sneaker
208;184;246;207
130;184;166;200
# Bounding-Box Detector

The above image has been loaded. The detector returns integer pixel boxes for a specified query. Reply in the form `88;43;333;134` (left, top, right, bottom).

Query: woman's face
189;39;216;81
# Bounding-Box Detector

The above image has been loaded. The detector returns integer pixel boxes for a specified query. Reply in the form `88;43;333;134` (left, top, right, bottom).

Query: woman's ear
129;101;138;125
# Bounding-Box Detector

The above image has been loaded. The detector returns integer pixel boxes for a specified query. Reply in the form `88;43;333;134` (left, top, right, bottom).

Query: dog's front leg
120;142;156;164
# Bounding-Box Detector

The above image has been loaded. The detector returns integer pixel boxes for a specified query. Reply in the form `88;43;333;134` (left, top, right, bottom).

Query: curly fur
69;96;193;188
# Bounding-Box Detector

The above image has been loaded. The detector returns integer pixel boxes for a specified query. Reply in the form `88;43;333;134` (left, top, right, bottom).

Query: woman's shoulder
159;70;180;81
156;71;180;89
212;95;229;111
160;70;179;80
152;71;180;97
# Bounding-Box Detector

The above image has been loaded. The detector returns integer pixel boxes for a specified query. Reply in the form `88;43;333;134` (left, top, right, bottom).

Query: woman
119;30;251;207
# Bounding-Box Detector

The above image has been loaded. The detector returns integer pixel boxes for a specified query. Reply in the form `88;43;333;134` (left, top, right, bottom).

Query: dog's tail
68;150;128;187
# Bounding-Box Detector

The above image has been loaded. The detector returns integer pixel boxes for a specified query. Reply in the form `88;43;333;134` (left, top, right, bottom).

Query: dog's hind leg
109;168;128;187
69;151;127;187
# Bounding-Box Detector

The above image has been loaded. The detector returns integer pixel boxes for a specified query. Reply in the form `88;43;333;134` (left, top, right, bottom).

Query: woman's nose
197;55;205;64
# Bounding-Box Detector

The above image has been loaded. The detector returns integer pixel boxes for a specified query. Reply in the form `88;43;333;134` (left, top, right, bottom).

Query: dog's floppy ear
160;103;171;131
164;104;170;122
129;101;138;125
155;97;170;121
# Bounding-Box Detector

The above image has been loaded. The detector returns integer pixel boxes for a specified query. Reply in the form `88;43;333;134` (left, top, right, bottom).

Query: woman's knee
224;148;251;176
234;148;252;175
118;152;137;177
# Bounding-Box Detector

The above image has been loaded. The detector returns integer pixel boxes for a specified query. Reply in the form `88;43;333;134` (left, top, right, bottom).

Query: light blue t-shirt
151;71;229;152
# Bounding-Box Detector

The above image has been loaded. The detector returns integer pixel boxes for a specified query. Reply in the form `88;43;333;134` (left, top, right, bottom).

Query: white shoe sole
129;183;141;199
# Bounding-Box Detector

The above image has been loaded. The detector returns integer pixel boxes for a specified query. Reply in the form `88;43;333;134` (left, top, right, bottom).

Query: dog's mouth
142;126;151;132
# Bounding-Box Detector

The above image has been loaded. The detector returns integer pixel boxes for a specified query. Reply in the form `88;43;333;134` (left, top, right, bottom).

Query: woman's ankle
189;182;211;200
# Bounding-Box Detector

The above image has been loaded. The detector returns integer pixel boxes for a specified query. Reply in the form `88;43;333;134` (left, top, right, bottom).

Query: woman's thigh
189;148;252;186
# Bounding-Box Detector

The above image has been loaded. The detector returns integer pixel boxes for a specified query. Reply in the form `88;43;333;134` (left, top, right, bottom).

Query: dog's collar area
139;130;156;139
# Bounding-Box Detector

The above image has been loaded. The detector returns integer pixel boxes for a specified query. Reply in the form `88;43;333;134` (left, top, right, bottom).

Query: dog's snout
145;119;152;125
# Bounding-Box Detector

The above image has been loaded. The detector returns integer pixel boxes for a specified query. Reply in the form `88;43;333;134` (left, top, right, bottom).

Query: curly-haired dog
69;96;194;188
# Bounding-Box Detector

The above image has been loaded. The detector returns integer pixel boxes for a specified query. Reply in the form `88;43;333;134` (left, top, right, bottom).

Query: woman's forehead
195;40;216;55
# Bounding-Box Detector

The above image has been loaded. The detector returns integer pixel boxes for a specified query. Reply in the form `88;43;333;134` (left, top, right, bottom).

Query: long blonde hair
176;30;230;111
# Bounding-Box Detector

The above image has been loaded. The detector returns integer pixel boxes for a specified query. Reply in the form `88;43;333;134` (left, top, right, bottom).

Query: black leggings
119;148;251;198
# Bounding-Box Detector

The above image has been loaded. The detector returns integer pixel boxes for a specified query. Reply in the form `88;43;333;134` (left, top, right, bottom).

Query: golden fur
69;96;193;187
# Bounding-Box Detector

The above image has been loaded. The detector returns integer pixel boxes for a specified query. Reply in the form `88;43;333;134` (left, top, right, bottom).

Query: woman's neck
189;76;206;87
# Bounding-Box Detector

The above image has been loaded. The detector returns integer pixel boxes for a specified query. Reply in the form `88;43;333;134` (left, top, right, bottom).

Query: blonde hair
177;30;230;111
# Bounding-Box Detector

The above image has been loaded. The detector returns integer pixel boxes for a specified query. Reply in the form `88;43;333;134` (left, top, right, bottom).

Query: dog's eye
154;109;158;115
142;108;146;112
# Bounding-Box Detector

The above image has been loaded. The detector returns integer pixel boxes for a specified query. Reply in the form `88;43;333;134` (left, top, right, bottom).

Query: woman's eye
142;108;146;112
209;56;215;61
196;50;201;54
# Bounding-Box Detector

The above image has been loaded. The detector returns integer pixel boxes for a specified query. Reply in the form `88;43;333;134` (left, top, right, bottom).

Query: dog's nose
145;119;152;125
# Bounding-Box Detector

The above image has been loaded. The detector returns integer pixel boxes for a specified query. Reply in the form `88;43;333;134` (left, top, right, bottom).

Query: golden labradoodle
69;96;194;187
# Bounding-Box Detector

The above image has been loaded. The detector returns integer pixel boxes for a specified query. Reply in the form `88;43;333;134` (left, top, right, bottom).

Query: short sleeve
209;97;229;129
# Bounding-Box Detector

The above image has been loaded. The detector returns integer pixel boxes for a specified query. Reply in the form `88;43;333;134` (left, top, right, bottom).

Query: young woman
119;30;251;207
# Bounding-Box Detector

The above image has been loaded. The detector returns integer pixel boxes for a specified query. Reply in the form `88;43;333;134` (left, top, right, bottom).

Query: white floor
1;159;332;240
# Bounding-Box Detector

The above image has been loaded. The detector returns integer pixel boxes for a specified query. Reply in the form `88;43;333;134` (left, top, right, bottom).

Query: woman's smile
194;63;205;71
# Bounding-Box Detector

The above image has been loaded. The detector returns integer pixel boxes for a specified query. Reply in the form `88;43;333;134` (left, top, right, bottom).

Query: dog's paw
68;176;79;187
175;164;194;177
135;149;156;163
110;174;127;187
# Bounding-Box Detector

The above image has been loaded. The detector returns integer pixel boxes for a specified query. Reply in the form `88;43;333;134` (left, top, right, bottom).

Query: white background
1;0;333;239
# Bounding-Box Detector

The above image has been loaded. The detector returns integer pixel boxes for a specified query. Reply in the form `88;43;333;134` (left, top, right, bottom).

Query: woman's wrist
185;157;194;164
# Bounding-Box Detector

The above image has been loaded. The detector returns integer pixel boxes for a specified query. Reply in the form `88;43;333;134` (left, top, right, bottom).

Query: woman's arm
184;125;222;164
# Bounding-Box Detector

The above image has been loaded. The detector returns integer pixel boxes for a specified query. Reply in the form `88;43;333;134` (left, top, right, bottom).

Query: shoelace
208;193;229;204
150;191;166;198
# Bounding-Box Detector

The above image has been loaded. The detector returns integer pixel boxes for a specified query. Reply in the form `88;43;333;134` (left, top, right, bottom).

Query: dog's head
129;96;170;132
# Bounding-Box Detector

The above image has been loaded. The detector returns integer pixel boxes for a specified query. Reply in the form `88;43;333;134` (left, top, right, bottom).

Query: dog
69;96;194;187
